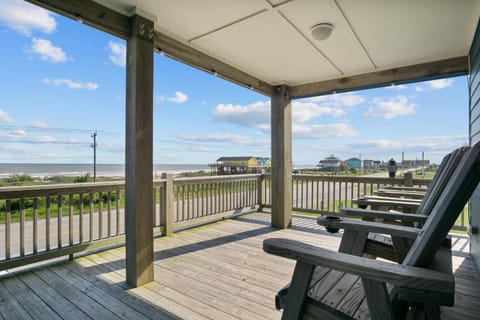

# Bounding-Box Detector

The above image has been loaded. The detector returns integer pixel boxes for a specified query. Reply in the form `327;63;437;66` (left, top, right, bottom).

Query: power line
0;124;118;136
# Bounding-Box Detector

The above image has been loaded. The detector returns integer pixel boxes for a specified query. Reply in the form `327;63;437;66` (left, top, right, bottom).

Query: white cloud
348;139;404;151
411;134;468;142
43;78;99;90
30;38;66;62
385;84;407;90
11;128;26;136
156;92;189;104
108;41;126;67
0;110;14;123
293;123;358;139
32;135;56;143
30;120;48;128
345;136;468;162
0;0;56;36
427;78;454;89
293;101;345;122
187;144;209;152
363;96;416;119
177;133;251;145
414;86;424;92
307;93;366;107
212;101;270;128
212;100;344;130
168;91;188;104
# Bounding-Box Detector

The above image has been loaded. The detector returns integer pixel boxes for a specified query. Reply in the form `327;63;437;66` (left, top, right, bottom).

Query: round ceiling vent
311;23;334;41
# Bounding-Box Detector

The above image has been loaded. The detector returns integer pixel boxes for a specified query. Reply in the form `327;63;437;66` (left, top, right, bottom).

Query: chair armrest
356;196;422;203
375;190;425;199
339;207;428;223
354;198;421;210
318;216;421;239
263;238;453;294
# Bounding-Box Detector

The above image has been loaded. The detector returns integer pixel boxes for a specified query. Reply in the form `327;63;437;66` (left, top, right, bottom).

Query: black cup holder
320;215;343;233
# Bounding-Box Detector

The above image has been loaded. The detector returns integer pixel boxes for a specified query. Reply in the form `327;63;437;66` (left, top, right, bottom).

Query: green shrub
74;173;91;183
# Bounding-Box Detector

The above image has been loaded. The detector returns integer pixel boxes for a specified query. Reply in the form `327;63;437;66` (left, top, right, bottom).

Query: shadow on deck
0;212;478;319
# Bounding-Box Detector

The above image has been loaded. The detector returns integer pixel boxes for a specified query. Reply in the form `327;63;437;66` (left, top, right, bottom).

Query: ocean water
0;163;211;179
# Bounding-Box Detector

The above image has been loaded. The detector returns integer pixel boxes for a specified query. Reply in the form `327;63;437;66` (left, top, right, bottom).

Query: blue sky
0;0;470;165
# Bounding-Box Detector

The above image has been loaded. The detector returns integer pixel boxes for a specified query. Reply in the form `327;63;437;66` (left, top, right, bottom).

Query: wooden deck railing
262;174;429;214
0;174;260;270
261;174;468;231
0;173;468;270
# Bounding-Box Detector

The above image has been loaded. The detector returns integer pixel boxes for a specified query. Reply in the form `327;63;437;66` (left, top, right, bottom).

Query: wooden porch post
271;85;292;228
125;14;154;287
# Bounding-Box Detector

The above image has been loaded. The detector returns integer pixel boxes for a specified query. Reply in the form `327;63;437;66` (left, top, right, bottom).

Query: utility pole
91;131;97;182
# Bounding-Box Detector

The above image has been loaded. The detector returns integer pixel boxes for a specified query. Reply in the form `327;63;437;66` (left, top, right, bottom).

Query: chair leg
339;229;368;255
424;303;440;320
282;261;314;320
362;279;395;320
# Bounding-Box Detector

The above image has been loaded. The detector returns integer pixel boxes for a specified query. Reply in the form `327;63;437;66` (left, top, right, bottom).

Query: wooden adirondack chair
337;147;471;264
347;146;468;219
264;143;480;320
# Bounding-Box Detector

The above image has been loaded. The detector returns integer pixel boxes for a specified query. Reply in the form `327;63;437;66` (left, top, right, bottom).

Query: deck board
0;212;479;319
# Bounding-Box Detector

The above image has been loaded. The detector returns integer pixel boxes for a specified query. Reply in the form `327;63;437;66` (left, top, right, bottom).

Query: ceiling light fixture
311;23;334;41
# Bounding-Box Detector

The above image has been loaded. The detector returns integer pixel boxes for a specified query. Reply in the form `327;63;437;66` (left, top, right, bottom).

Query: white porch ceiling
96;0;480;87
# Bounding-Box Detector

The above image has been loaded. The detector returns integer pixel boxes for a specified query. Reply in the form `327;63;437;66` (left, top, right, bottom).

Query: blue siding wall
469;19;480;270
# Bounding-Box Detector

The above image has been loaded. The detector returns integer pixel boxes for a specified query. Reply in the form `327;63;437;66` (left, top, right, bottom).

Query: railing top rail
286;174;431;186
0;174;263;199
173;174;261;186
0;181;125;199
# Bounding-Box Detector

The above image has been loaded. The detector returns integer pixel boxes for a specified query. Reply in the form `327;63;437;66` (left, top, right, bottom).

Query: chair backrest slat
404;143;480;267
416;147;469;215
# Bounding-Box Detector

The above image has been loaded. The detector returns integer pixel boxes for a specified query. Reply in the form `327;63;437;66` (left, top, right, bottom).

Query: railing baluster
338;181;342;211
116;190;120;234
181;185;185;221
230;181;234;210
20;199;25;256
300;179;304;208
89;193;93;241
69;194;73;247
46;196;50;251
79;193;83;243
98;192;103;239
187;185;191;220
33;197;38;254
295;178;299;208
208;183;212;215
310;180;313;210
193;184;197;218
5;200;11;259
350;182;354;208
153;187;157;226
107;191;112;238
57;196;62;249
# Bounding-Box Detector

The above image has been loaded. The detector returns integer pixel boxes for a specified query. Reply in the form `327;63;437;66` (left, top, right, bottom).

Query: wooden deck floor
0;212;479;319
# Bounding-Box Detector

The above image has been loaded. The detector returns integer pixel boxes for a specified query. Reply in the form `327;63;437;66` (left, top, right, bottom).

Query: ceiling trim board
289;56;469;98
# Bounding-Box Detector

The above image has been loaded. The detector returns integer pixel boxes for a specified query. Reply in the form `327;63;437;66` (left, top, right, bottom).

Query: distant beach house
257;157;267;166
345;157;361;170
401;159;430;167
317;155;342;171
363;159;375;169
209;156;270;174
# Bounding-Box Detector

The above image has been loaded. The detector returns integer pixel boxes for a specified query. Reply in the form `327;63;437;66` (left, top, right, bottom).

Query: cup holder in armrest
318;215;343;233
